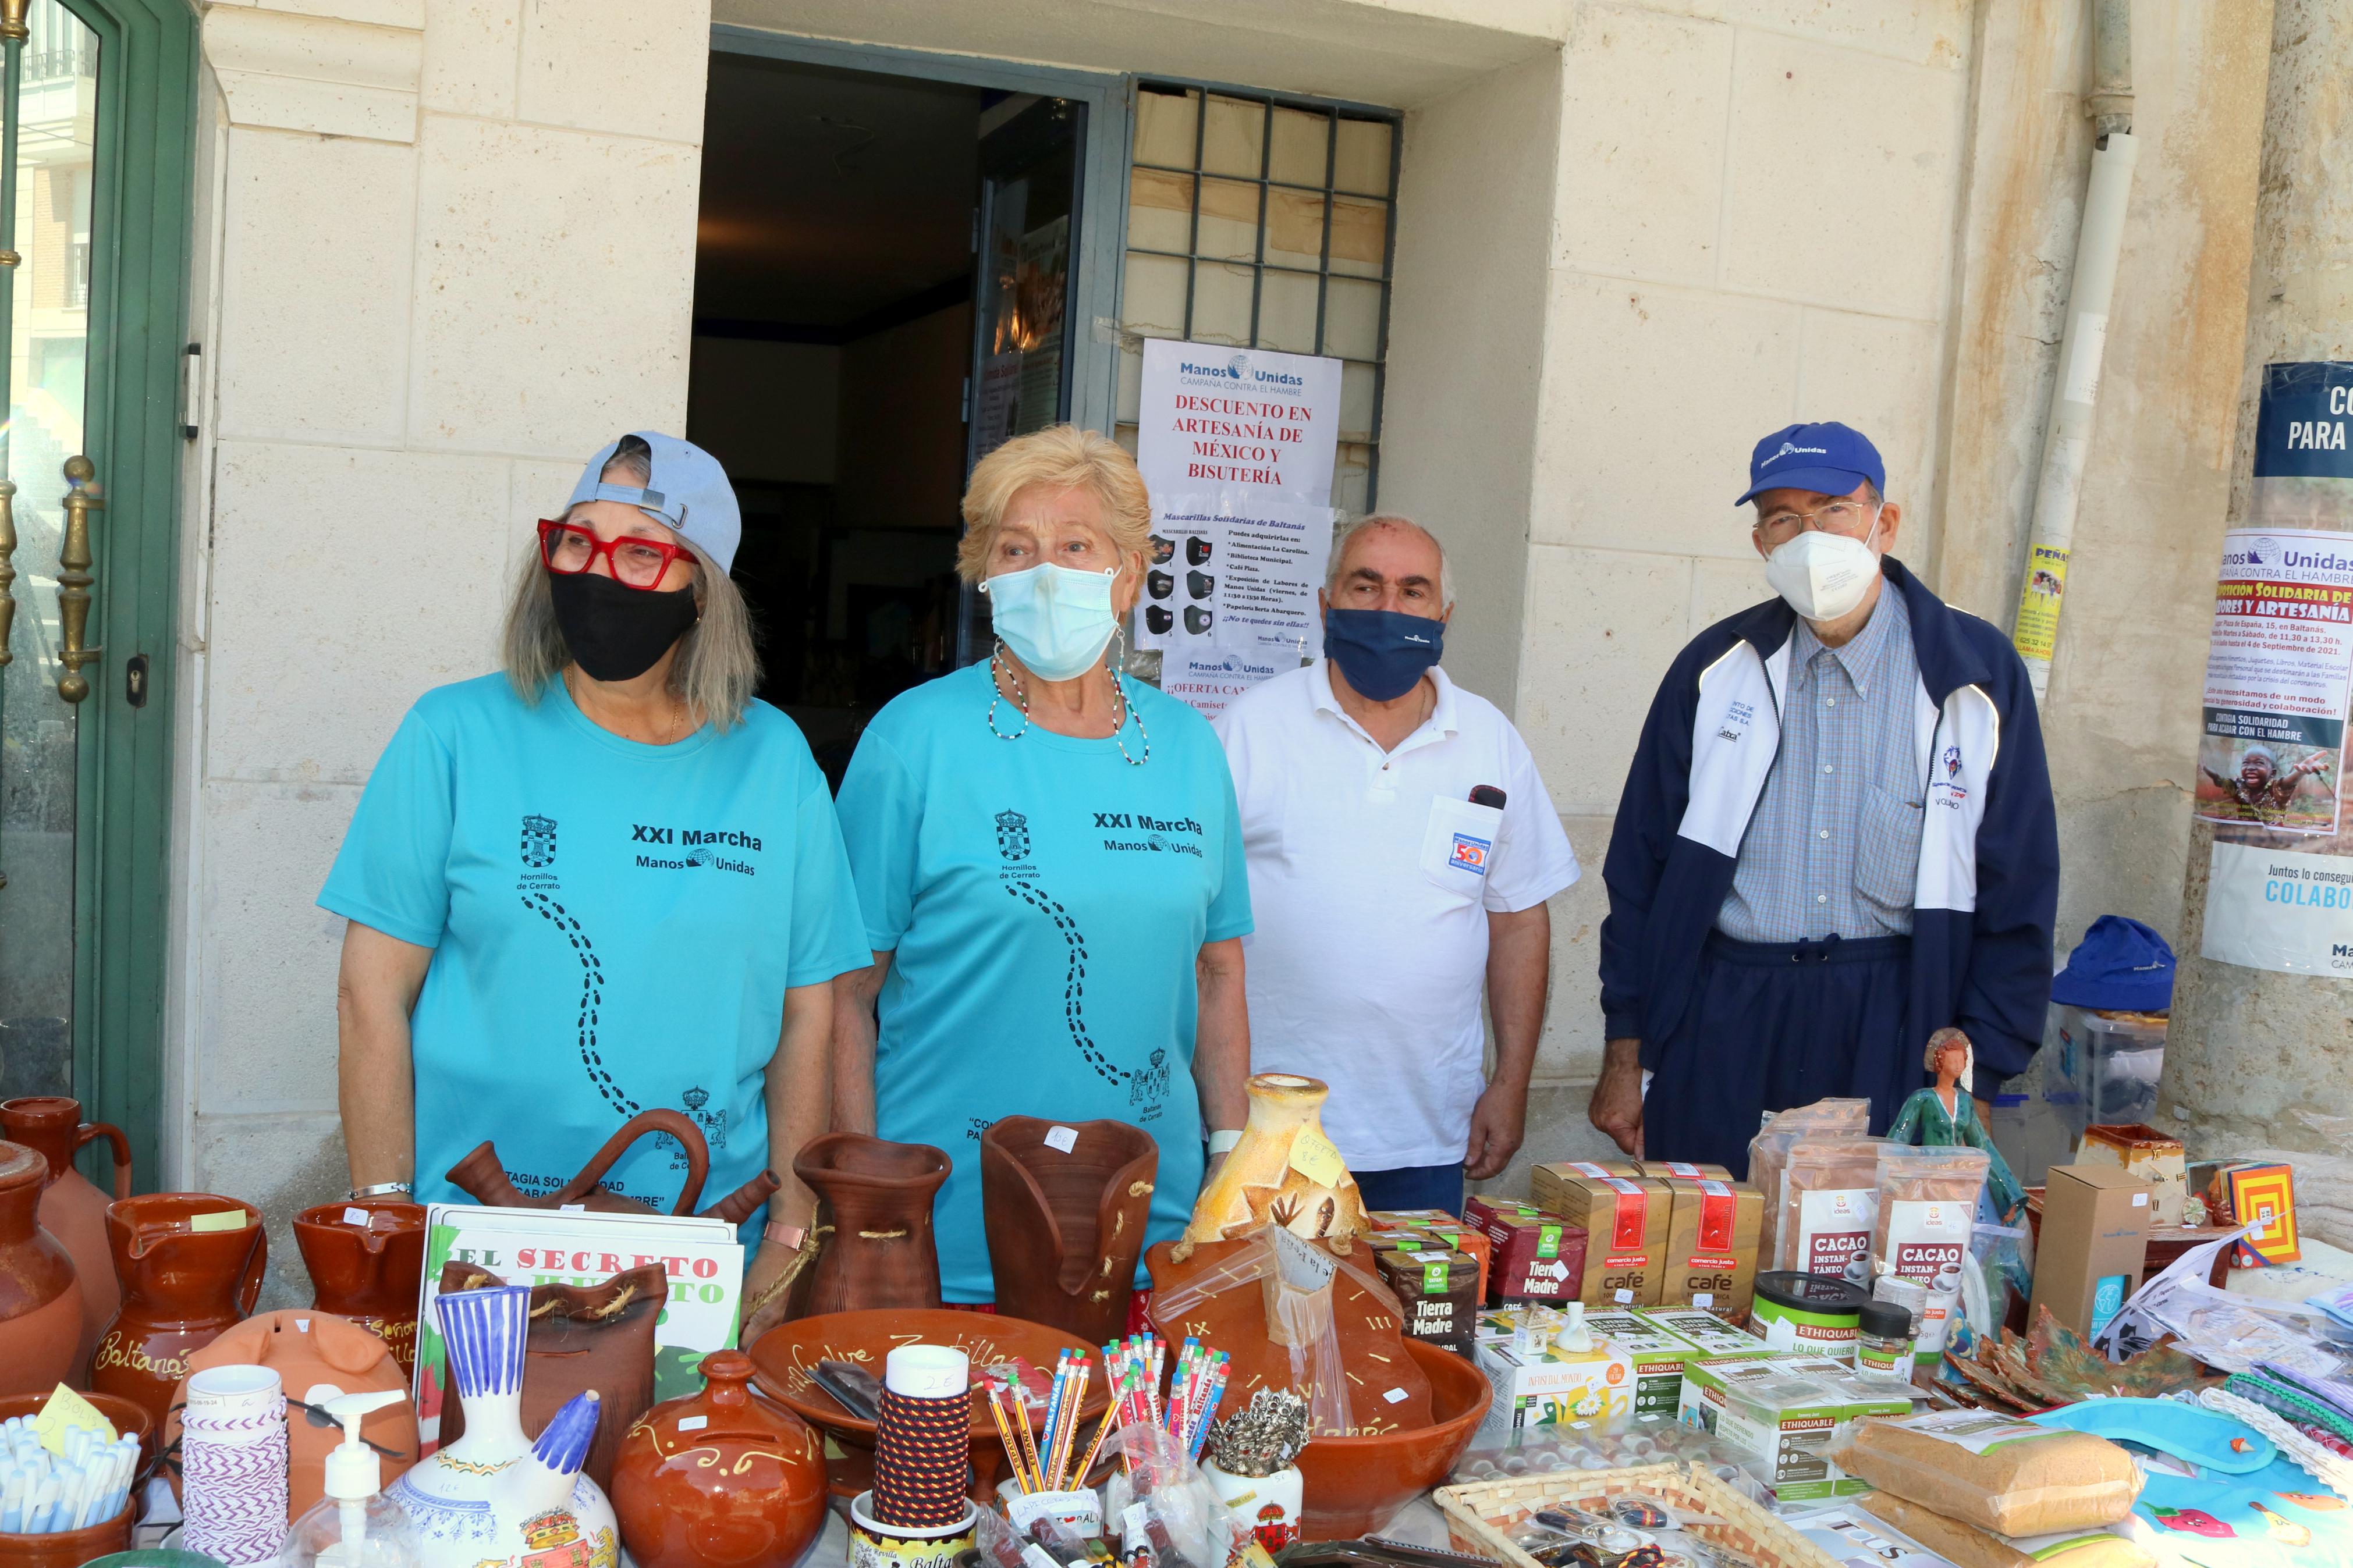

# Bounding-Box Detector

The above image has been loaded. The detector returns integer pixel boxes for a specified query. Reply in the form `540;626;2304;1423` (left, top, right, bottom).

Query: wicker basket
1433;1461;1845;1568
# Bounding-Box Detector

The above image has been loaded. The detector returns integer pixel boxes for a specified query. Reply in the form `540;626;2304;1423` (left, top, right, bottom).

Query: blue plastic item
2030;1397;2276;1474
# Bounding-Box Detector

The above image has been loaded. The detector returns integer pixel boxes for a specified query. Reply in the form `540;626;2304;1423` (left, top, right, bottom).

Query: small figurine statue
1886;1027;2027;1222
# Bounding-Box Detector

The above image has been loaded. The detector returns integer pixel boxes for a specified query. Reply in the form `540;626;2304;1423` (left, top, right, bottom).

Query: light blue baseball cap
566;432;742;574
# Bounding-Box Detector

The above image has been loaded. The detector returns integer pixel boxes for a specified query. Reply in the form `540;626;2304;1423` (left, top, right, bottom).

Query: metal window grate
1115;81;1401;516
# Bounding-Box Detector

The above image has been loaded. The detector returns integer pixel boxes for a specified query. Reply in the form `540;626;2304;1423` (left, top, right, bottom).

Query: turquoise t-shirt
318;674;871;1224
835;662;1252;1302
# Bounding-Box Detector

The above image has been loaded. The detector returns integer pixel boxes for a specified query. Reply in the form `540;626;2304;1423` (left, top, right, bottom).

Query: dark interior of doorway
689;54;982;784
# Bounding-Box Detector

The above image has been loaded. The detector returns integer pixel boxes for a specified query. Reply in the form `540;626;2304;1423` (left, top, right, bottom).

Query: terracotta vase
980;1117;1157;1344
164;1309;419;1521
388;1285;616;1568
1182;1073;1368;1249
0;1140;81;1396
442;1105;782;1222
611;1348;827;1568
293;1197;426;1374
90;1193;265;1431
0;1096;129;1386
789;1133;950;1318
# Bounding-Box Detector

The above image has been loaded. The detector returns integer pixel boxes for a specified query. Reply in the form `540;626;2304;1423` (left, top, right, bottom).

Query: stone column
2160;0;2353;1153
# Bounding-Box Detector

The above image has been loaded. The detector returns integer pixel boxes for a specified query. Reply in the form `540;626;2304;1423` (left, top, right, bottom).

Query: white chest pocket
1419;795;1505;902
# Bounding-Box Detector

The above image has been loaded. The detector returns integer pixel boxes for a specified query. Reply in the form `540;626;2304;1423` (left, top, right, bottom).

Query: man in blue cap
1591;422;2059;1173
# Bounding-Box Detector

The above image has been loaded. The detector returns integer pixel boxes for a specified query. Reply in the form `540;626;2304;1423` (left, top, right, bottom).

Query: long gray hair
501;441;760;730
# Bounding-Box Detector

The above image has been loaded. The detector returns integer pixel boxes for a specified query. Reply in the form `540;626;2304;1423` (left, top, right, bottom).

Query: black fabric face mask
547;569;698;682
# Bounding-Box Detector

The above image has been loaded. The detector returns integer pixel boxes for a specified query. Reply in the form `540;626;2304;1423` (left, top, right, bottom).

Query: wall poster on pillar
2198;362;2353;977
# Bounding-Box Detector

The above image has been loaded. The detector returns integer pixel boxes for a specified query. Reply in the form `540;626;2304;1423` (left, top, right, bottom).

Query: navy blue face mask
1323;607;1444;700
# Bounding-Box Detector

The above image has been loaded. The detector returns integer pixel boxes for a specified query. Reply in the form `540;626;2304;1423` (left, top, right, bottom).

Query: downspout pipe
2011;0;2136;701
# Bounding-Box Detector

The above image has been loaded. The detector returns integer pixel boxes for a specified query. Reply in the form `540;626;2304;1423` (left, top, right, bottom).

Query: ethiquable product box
1640;1307;1774;1359
1697;1369;1911;1505
1471;1333;1639;1445
1583;1310;1706;1416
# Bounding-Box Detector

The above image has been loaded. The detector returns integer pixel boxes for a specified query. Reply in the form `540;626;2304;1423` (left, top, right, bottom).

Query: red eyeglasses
537;519;697;591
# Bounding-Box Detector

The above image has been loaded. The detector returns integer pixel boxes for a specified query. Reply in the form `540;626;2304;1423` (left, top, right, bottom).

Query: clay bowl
0;1390;157;1470
747;1309;1109;1497
0;1502;133;1568
1294;1339;1491;1538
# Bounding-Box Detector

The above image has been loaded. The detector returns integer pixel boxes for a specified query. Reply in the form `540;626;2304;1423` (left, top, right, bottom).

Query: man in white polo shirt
1213;516;1580;1214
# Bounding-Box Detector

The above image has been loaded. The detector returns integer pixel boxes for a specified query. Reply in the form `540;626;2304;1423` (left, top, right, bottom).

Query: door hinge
181;343;201;440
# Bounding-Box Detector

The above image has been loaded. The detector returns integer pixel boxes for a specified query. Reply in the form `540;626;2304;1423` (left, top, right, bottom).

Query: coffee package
1373;1243;1479;1354
1659;1175;1762;1315
1465;1196;1586;1303
1527;1162;1673;1307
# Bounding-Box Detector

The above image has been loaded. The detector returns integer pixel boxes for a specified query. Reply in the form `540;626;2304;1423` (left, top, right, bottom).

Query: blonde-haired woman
833;424;1252;1304
322;433;868;1338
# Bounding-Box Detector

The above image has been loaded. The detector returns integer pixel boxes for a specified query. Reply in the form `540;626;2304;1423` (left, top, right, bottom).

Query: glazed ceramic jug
91;1192;265;1429
789;1133;951;1317
292;1196;426;1374
442;1105;781;1222
610;1349;826;1568
388;1285;617;1568
0;1140;82;1395
0;1094;129;1382
1181;1073;1367;1249
980;1117;1157;1344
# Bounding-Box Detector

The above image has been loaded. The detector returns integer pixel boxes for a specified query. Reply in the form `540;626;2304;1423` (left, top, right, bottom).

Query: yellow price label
188;1209;249;1233
34;1384;116;1456
1287;1128;1347;1188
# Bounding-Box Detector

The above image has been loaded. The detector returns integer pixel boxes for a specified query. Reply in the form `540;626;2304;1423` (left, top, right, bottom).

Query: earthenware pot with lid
980;1116;1156;1345
0;1139;82;1395
610;1348;826;1568
0;1094;129;1382
789;1133;950;1317
90;1192;265;1430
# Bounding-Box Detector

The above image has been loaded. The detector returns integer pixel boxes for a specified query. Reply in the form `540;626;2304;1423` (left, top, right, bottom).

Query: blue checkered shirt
1717;586;1923;943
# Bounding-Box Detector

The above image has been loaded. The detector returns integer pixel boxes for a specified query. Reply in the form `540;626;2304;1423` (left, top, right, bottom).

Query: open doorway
689;49;1084;782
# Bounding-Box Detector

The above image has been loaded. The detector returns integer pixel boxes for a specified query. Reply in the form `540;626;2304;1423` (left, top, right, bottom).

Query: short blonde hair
954;425;1152;584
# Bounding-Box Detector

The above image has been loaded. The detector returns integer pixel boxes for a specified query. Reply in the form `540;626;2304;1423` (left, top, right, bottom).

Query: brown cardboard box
2077;1124;2188;1226
1464;1196;1587;1303
1639;1160;1736;1184
2029;1162;2153;1338
1528;1162;1673;1307
1659;1176;1762;1316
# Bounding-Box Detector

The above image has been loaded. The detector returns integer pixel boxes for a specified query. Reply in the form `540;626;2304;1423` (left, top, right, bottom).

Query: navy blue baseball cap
1735;421;1886;506
2051;915;2176;1012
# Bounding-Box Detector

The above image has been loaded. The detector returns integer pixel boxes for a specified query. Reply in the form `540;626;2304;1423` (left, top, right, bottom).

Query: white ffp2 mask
1763;511;1882;621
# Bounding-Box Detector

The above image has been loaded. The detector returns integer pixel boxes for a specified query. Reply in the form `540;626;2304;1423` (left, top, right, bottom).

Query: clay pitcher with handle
443;1106;782;1222
981;1117;1157;1344
91;1192;266;1430
788;1133;950;1317
293;1196;427;1374
0;1140;82;1395
0;1096;127;1385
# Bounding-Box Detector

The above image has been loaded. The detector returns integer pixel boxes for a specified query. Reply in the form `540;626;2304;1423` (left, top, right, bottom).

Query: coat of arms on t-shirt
520;813;558;869
996;808;1030;862
680;1085;726;1154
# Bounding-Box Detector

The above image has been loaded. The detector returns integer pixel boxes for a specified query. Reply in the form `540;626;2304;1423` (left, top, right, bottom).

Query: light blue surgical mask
983;563;1120;680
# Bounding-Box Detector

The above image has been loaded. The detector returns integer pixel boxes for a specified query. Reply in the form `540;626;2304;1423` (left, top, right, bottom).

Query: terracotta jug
1180;1073;1368;1253
164;1309;419;1521
91;1193;265;1430
0;1095;129;1385
0;1140;82;1395
789;1133;950;1317
611;1348;827;1568
442;1105;782;1222
293;1197;426;1374
981;1117;1158;1344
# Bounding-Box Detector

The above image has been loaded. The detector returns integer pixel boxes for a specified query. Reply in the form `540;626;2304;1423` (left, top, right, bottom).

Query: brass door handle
56;454;101;702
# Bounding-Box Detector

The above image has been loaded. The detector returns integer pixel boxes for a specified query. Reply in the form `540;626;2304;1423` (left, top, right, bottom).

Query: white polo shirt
1213;660;1580;1169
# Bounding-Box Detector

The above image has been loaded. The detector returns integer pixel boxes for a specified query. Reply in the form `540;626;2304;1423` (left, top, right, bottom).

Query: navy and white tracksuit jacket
1599;559;2059;1169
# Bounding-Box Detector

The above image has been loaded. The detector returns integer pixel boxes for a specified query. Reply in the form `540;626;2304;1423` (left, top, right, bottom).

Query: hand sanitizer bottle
276;1387;420;1568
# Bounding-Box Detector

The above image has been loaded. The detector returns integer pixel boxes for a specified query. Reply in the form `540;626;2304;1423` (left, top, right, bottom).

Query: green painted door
0;0;196;1189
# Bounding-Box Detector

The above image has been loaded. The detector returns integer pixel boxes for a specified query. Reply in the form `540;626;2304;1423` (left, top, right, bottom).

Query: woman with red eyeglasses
318;433;869;1338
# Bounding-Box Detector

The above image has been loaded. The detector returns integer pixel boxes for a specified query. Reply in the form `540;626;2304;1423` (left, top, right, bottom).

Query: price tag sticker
560;1203;586;1213
677;1415;708;1431
1383;1387;1410;1405
1044;1126;1079;1154
342;1207;373;1228
1692;1292;1715;1309
1287;1128;1346;1187
1614;1288;1634;1304
189;1210;247;1233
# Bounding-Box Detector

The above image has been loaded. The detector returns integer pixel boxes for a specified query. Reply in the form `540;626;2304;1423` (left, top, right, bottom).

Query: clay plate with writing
746;1309;1108;1497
